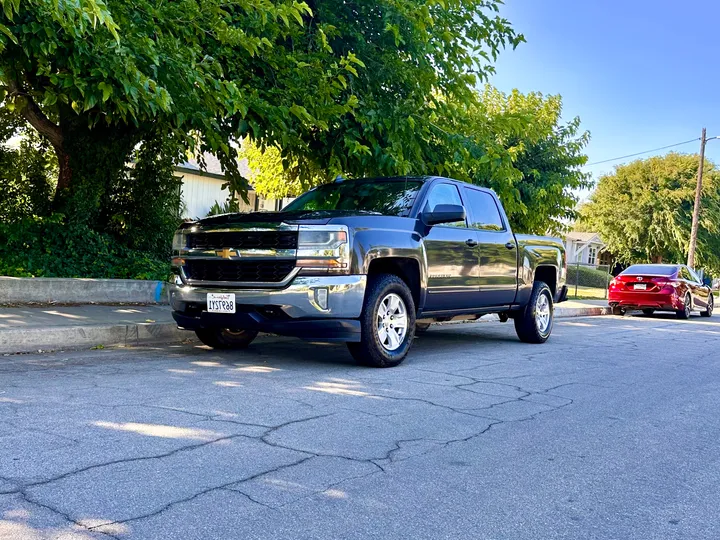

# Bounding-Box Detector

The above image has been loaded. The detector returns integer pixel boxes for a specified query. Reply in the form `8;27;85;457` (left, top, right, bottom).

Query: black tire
642;308;655;316
514;281;554;344
676;293;692;320
701;294;714;318
415;322;432;334
195;328;258;349
347;274;416;368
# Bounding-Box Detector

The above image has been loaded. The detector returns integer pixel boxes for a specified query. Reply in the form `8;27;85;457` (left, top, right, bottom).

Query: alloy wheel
535;291;552;334
377;293;408;351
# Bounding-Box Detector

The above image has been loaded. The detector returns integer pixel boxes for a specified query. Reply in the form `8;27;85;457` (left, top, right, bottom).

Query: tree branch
6;79;64;149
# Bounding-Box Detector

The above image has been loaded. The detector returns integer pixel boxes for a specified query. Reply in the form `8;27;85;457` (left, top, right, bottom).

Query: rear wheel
676;293;692;320
195;328;258;349
514;281;554;344
642;308;655;316
701;294;714;318
347;274;416;368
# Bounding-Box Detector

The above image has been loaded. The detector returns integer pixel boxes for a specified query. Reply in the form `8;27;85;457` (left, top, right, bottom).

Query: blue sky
490;0;720;192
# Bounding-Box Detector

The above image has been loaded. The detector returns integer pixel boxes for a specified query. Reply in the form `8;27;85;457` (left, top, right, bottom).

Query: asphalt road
2;314;720;540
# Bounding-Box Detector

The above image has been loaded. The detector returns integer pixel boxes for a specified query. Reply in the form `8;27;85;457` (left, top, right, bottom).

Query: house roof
565;232;603;243
177;152;250;178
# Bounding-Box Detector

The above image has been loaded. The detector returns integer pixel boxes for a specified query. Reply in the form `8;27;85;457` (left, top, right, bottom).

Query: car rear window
622;264;678;276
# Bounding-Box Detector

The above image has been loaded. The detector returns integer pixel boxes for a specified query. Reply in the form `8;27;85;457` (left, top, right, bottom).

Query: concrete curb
0;306;610;355
0;322;187;355
0;277;167;305
556;306;612;318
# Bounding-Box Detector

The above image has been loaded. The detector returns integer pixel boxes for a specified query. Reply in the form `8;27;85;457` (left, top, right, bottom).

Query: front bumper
168;275;366;342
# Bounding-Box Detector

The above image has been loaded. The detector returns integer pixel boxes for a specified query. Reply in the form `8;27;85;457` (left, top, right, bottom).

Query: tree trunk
53;144;72;205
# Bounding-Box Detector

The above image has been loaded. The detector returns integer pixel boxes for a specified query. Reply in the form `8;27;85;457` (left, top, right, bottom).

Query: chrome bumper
168;275;367;319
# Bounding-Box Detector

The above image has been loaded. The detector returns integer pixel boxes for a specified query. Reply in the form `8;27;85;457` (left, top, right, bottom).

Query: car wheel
642;308;655;316
195;328;258;349
701;294;714;318
676;293;692;320
415;322;432;334
514;281;554;344
347;274;416;368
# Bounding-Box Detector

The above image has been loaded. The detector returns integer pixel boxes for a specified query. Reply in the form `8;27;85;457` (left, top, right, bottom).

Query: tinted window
688;267;702;283
622;264;678;276
462;188;504;231
680;267;694;281
284;180;421;217
423;183;466;227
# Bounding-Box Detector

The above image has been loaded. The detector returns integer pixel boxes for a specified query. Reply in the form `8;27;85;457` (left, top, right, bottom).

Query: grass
567;285;608;300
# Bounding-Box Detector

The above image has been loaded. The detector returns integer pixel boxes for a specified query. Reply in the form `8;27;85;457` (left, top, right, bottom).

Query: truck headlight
297;225;350;275
172;230;188;252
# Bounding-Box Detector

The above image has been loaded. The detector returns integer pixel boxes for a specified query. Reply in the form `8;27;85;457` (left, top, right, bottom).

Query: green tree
242;86;591;236
479;87;592;235
1;0;521;226
581;153;720;273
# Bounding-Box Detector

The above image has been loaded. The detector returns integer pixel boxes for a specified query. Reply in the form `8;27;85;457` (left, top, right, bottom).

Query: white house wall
179;172;229;219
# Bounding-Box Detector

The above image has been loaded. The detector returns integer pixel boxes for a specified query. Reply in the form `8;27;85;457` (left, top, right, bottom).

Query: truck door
461;186;518;306
422;182;481;311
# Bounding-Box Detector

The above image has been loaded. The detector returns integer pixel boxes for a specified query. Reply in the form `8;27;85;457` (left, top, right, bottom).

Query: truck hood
186;209;383;228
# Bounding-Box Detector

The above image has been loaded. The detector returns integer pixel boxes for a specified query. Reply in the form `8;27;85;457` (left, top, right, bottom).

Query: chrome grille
183;260;296;283
187;231;298;250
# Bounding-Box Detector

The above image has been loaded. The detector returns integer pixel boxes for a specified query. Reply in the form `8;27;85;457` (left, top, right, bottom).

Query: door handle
465;239;478;247
505;242;515;249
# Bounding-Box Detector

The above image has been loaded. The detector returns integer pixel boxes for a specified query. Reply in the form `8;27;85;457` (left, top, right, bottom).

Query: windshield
622;264;678;276
283;180;422;217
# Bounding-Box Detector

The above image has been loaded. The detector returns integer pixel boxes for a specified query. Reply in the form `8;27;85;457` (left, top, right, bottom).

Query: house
176;154;294;219
564;232;610;266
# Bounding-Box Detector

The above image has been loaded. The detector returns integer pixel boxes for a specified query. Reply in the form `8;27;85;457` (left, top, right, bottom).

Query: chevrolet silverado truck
169;176;567;367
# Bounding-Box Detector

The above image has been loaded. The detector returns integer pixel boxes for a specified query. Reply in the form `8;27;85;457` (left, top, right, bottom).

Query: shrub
566;265;610;288
0;215;170;280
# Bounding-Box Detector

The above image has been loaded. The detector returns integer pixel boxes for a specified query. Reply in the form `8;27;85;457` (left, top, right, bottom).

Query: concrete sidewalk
0;305;185;354
0;299;611;355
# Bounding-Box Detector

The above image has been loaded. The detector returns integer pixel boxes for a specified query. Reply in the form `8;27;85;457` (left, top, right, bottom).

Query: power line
584;137;701;167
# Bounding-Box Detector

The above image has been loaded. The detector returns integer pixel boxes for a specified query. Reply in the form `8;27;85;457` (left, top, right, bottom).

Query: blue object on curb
154;282;164;303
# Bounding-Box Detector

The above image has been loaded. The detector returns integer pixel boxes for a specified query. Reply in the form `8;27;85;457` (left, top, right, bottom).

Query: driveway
2;315;720;539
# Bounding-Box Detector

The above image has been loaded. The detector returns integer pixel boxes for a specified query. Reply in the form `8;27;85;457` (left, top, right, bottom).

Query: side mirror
422;204;466;226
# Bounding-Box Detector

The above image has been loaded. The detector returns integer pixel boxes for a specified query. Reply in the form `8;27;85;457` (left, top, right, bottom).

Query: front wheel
195;328;258;349
676;294;692;320
701;294;714;318
514;281;554;344
347;274;416;368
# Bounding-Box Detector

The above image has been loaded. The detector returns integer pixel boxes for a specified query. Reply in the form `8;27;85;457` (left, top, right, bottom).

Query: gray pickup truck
170;176;567;367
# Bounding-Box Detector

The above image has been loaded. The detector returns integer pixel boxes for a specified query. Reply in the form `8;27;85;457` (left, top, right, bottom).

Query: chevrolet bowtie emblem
216;248;238;259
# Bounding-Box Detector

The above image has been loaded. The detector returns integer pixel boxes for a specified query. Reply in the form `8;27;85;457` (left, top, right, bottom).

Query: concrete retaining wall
0;277;167;305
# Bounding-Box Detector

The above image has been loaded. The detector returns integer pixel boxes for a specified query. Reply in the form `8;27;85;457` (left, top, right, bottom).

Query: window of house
588;246;597;265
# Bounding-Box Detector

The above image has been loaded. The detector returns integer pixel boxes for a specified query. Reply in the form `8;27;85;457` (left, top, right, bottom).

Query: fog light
314;288;329;310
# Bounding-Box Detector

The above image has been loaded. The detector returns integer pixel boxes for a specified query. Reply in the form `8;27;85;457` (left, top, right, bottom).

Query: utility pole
687;127;707;269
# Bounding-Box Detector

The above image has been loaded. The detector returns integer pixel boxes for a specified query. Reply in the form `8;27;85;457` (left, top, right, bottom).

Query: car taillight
609;278;618;288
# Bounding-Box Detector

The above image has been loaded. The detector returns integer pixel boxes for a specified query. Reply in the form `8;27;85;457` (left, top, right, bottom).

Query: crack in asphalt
0;332;625;537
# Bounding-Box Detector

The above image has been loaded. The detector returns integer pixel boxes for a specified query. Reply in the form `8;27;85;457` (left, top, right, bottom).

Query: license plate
634;283;647;290
207;293;236;313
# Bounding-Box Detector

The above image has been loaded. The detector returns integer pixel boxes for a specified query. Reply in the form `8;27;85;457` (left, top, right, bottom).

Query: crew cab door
422;182;481;311
461;186;518;306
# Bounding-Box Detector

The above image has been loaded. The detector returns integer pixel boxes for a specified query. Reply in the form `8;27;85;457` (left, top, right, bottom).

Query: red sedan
608;264;714;319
